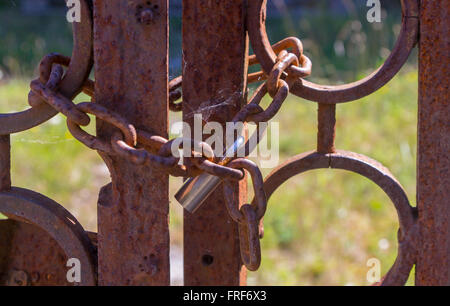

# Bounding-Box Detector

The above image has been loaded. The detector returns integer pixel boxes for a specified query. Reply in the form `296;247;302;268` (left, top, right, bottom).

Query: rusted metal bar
94;0;170;285
317;104;336;154
416;0;450;286
0;135;11;191
182;0;248;285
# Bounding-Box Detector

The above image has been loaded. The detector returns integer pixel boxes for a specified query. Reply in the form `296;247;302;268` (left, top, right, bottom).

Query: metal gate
0;0;448;286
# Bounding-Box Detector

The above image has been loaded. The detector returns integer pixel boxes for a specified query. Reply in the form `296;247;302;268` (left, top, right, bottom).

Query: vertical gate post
182;1;248;285
416;0;450;285
93;0;170;285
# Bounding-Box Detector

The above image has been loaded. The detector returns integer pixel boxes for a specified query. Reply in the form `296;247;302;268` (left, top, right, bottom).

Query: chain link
27;35;311;271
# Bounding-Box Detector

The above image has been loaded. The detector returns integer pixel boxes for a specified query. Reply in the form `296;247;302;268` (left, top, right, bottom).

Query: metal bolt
9;270;29;286
139;9;154;24
31;272;40;283
45;273;54;281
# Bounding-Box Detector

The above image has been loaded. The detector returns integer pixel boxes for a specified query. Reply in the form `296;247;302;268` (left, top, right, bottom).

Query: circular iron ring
0;0;93;135
0;187;97;285
260;150;417;285
247;0;419;103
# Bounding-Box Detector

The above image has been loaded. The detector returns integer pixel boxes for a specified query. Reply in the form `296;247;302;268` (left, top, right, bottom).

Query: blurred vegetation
262;0;412;83
247;70;417;285
0;1;417;285
0;1;416;83
0;4;73;78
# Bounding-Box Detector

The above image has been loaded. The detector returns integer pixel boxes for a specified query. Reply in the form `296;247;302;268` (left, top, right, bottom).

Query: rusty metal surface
30;77;91;127
247;0;419;103
0;188;97;285
182;0;248;286
93;0;170;285
317;104;336;154
0;135;10;191
415;0;450;286
223;159;267;271
261;150;417;285
0;0;93;135
0;220;71;286
0;0;445;287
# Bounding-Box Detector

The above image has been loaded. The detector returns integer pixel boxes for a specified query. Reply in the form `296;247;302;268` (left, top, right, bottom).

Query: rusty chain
26;36;311;270
0;0;424;286
27;37;310;178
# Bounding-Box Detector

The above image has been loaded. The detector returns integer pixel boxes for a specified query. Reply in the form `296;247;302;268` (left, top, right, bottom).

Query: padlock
175;136;245;213
175;123;267;213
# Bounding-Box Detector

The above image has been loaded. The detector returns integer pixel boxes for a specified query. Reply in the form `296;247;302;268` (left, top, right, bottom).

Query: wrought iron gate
0;0;448;286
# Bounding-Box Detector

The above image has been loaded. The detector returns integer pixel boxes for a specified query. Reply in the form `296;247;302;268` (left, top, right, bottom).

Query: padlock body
175;174;221;213
175;136;246;212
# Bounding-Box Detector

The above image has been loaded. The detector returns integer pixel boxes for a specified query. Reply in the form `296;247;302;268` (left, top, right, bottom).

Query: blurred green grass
0;2;418;286
247;68;417;285
0;69;417;285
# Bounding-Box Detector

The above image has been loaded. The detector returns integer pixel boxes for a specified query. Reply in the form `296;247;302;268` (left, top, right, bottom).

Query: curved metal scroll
0;187;97;286
247;0;419;103
0;0;93;135
260;150;417;285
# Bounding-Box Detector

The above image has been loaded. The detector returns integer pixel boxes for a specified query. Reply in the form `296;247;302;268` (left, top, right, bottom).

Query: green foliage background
0;2;417;285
